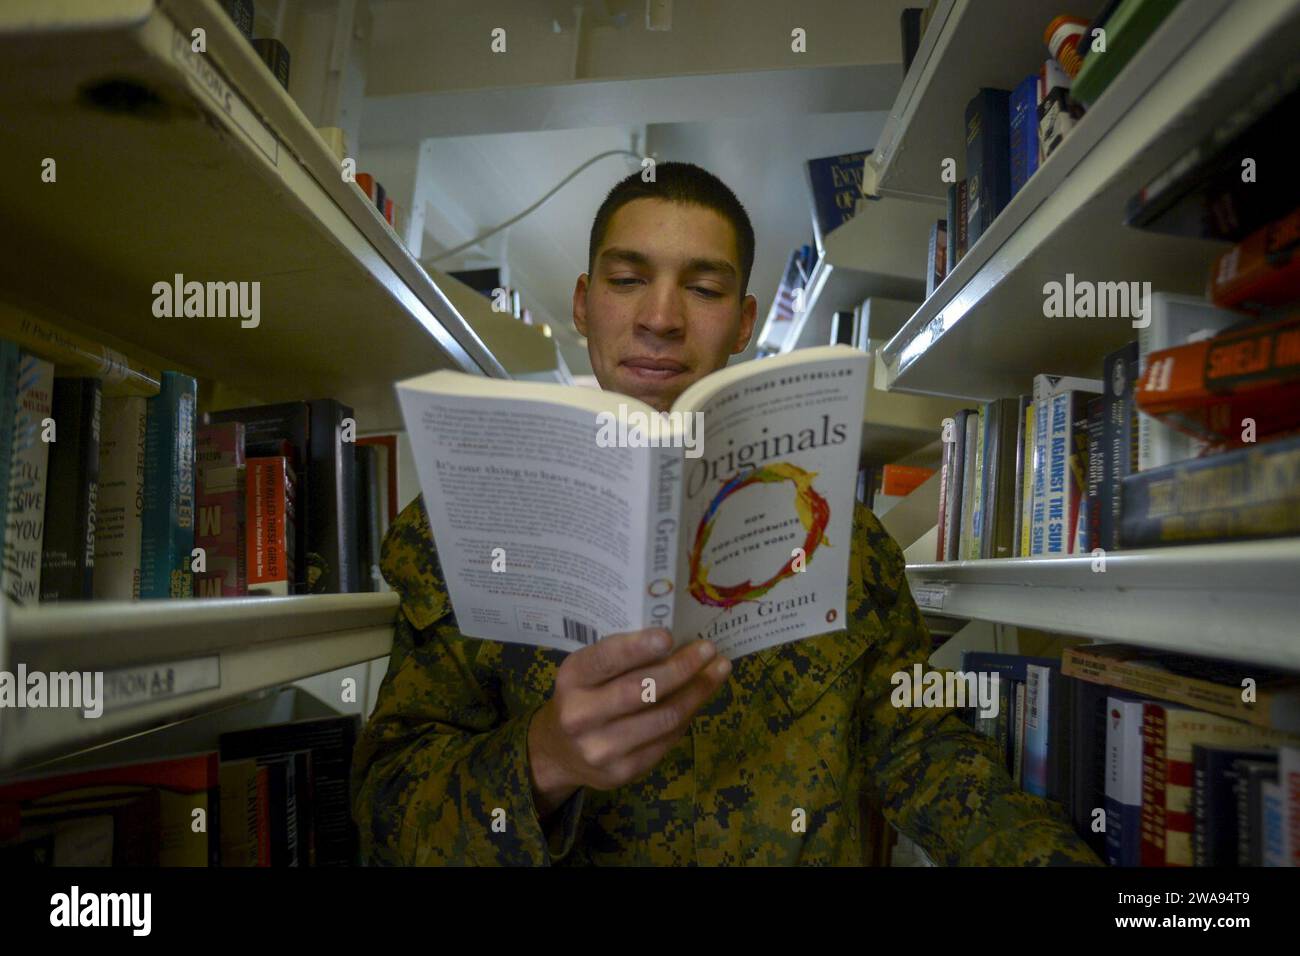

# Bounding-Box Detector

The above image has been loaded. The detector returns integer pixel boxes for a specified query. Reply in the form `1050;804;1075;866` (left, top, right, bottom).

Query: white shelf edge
906;539;1300;669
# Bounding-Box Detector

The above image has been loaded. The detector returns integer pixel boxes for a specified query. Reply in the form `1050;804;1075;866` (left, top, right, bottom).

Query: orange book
1210;207;1300;311
246;457;296;596
881;464;935;496
1136;312;1300;443
355;172;375;202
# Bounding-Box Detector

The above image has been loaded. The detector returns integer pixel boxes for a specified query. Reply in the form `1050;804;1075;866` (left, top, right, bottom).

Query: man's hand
527;628;732;818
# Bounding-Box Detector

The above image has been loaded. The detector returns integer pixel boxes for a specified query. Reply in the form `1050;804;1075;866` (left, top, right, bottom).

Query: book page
397;375;658;653
670;347;868;656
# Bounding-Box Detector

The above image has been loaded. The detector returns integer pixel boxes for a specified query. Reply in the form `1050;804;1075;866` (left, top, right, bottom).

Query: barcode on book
563;617;599;645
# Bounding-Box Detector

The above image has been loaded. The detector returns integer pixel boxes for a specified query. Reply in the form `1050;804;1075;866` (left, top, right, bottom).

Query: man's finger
585;639;719;721
595;656;733;756
566;628;673;687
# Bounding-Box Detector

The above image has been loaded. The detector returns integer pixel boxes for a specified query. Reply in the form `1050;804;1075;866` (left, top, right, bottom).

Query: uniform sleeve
850;505;1102;866
351;617;585;865
350;498;585;865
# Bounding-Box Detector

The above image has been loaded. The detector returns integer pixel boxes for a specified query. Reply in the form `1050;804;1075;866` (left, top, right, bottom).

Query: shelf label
912;585;947;611
102;657;221;713
170;26;279;166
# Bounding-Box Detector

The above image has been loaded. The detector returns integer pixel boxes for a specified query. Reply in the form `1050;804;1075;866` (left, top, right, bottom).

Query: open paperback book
396;345;868;658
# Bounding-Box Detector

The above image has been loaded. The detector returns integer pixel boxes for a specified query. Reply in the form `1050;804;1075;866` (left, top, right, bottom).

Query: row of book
0;327;397;603
217;0;292;93
0;714;359;866
957;643;1300;867
934;198;1300;561
923;2;1181;295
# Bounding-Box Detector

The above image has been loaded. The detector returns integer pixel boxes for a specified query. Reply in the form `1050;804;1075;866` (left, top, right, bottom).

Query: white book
1029;374;1101;555
1137;292;1244;471
396;345;868;657
4;354;54;605
1105;696;1146;866
94;395;148;600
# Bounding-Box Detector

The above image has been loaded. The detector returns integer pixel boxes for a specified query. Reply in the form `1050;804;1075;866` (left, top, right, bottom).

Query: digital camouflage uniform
351;494;1102;866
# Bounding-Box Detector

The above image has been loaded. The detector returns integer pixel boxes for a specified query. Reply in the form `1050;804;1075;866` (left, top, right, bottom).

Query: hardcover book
805;151;872;254
397;346;868;656
140;371;197;599
40;377;101;601
195;422;247;597
964;88;1011;249
246;456;296;597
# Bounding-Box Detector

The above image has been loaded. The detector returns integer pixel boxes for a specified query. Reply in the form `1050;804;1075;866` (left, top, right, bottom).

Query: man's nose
636;281;686;337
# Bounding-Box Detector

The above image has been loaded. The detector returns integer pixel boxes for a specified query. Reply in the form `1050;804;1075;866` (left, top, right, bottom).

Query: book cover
353;444;374;593
1282;744;1300;867
40;377;101;601
1083;396;1104;555
805;151;872;253
958;407;981;560
1024;664;1052;797
980;397;1021;559
926;219;947;299
1018;398;1035;557
0;339;19;577
1234;757;1278;866
246;456;296;596
94;396;147;600
945;184;959;269
1070;677;1110;857
900;7;923;74
140;371;197;599
1261;778;1285;866
396;346;868;657
1192;745;1275;866
935;420;955;560
195;422;246;597
4;353;54;605
306;398;358;594
1136;311;1300;445
1120;432;1300;548
356;434;398;526
965;88;1011;249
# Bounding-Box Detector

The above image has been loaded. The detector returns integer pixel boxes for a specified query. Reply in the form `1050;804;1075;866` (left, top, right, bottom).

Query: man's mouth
620;357;688;382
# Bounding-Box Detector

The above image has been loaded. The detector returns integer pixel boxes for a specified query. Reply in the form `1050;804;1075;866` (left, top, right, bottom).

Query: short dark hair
588;161;755;294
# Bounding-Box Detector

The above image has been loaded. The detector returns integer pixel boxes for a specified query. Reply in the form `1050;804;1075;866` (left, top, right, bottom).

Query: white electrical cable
420;149;642;265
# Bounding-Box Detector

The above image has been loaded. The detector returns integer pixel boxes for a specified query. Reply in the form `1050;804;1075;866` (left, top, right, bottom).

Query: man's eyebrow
598;248;737;279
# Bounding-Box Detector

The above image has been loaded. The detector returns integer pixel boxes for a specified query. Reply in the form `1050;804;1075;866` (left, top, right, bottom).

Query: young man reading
351;162;1100;866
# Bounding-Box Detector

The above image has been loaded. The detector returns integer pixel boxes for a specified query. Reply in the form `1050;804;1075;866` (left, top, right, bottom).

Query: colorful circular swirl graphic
687;462;830;609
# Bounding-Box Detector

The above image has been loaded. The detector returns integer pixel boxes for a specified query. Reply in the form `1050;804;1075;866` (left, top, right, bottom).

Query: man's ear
732;293;758;354
573;273;590;338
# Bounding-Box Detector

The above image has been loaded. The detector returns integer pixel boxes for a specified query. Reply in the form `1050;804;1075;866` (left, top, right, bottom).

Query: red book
1210;206;1300;311
246;456;296;596
195;422;247;597
383;196;395;225
1136;311;1300;444
355;172;375;202
1139;702;1171;868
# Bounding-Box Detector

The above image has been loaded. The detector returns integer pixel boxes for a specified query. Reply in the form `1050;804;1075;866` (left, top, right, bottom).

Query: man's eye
610;277;642;286
691;287;722;298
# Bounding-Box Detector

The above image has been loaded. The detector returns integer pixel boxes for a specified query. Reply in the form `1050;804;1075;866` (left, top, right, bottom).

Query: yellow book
0;302;160;396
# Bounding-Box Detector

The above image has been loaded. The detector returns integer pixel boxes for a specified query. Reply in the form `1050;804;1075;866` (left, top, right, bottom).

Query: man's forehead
600;199;740;268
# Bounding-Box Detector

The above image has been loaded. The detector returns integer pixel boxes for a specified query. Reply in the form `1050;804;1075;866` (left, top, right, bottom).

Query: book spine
195;422;247;597
1045;391;1072;555
0;304;161;397
1102;342;1138;550
963;406;985;560
94;396;148;600
956;181;968;260
1011;395;1029;557
945;410;969;560
1012;680;1027;787
1029;376;1051;555
1140;704;1170;867
40;378;101;601
307;399;357;593
1210;208;1300;312
140;372;197;599
1009;73;1039;196
647;445;682;631
977;400;996;559
1023;664;1051;796
1019;400;1035;556
1192;754;1209;867
945;185;958;270
0;341;20;568
1119;433;1300;548
1084;397;1103;555
4;354;55;604
1067;394;1090;554
252;37;292;92
965;88;1011;249
936;425;954;560
246;457;295;596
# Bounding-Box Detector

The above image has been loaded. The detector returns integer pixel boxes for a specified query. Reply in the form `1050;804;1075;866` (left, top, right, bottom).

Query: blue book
1104;694;1147;866
140;371;197;598
1023;663;1053;796
964;88;1011;250
1009;73;1039;197
804;150;872;253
